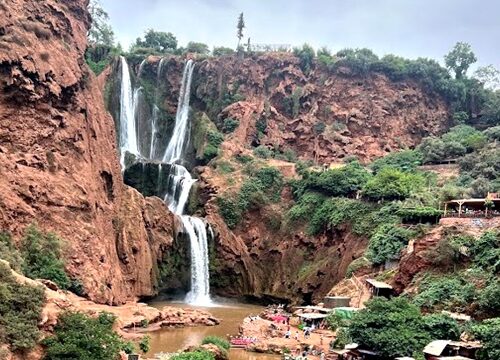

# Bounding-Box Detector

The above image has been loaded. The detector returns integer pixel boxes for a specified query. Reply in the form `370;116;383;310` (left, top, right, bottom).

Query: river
146;299;280;360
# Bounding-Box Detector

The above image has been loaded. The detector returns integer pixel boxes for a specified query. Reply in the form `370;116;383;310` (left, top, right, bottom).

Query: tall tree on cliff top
87;0;115;47
445;42;477;79
237;12;245;49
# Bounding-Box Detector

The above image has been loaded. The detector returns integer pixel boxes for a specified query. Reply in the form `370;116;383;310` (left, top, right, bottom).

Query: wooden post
444;203;448;217
458;201;464;217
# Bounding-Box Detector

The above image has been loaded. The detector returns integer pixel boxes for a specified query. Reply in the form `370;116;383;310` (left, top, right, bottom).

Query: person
294;331;299;341
320;352;325;360
320;334;324;345
285;330;291;339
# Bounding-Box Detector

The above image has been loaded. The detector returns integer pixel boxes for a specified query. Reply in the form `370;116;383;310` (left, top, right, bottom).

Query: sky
102;0;500;69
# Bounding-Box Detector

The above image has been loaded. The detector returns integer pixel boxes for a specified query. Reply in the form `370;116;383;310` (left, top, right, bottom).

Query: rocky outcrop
0;0;175;304
132;54;450;165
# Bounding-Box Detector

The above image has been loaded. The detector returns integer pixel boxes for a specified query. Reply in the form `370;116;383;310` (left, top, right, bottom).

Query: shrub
21;225;71;289
471;318;500;360
43;312;127;360
366;224;416;265
201;336;230;351
288;192;326;222
470;231;499;273
253;145;273;159
348;297;432;358
0;262;46;351
370;150;423;173
331;327;351;349
346;257;372;278
216;196;241;229
422;313;460;341
0;231;23;271
222;118;239;133
326;312;348;331
412;274;477;312
139;336;151;353
171;350;215;360
213;47;235;57
362;168;424;201
293;44;315;73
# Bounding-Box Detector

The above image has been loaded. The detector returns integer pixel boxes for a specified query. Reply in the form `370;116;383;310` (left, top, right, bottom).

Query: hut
365;279;393;298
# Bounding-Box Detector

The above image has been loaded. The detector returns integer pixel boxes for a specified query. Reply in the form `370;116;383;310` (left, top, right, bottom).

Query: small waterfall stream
118;57;211;305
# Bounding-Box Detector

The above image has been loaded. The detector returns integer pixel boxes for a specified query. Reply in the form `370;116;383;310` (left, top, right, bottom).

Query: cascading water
162;60;195;164
160;60;211;305
118;56;211;305
119;56;139;167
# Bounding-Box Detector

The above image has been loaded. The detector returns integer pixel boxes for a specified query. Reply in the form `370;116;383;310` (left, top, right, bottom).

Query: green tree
366;224;415;265
0;231;24;271
422;313;460;341
473;65;500;90
444;42;477;79
293;44;315;73
362;168;424;201
43;312;127;360
186;42;210;55
171;350;215;360
348;298;432;358
87;0;114;46
371;150;423;173
236;13;245;48
135;29;177;52
213;47;235;56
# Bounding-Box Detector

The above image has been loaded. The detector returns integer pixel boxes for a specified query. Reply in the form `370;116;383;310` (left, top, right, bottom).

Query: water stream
119;58;212;306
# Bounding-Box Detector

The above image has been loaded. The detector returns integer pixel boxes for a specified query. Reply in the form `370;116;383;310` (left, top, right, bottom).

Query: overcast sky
102;0;499;69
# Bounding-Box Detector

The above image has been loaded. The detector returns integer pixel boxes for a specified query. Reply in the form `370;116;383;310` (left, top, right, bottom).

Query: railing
441;212;500;218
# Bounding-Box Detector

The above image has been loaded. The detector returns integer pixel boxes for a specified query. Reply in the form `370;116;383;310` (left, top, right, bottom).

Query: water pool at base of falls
145;299;280;360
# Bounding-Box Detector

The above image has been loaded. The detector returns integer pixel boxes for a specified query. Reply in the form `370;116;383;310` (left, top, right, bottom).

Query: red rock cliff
0;0;174;304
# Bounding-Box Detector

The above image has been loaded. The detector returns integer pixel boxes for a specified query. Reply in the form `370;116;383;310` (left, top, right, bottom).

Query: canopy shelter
443;193;500;218
333;307;359;320
365;279;393;298
294;305;333;313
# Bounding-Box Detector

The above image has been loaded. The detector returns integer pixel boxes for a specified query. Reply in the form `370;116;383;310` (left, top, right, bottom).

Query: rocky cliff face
106;53;451;303
0;0;175;304
133;54;449;164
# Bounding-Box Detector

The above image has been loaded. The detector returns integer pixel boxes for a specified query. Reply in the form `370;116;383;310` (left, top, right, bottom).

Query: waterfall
118;57;211;305
161;60;212;305
162;60;195;164
119;56;139;166
182;216;211;305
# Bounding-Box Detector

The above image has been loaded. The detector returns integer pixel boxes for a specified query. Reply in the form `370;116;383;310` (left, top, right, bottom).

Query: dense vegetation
0;262;46;352
347;298;460;358
42;312;132;360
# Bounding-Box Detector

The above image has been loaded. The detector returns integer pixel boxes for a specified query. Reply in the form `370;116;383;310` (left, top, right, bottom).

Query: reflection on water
146;299;279;360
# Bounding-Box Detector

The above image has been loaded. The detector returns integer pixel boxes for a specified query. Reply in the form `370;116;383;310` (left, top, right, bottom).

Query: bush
370;150;423;173
326;312;348;331
0;262;46;352
171;350;215;360
422;313;460;341
0;232;23;271
21;225;71;289
366;224;416;265
43;312;127;360
348;297;432;358
213;47;235;57
471;318;500;360
139;336;151;353
253;145;273;159
293;161;371;199
293;44;315;73
362;167;424;201
216;196;241;229
288;192;326;222
470;231;499;273
222;118;239;133
412;274;477;312
201;336;230;351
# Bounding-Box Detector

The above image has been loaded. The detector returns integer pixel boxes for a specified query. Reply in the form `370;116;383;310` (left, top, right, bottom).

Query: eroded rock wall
0;0;175;304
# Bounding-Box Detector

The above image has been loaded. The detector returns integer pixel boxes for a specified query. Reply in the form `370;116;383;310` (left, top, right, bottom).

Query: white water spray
162;60;195;164
119;56;139;167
